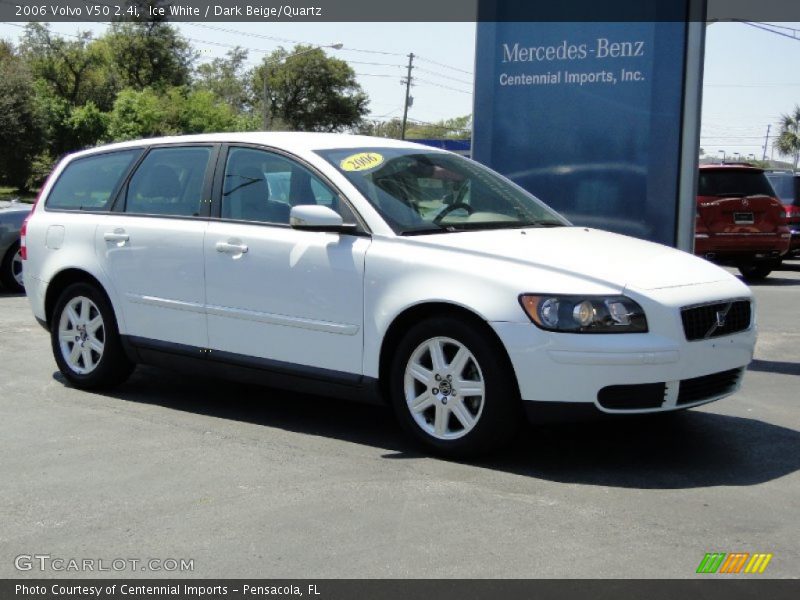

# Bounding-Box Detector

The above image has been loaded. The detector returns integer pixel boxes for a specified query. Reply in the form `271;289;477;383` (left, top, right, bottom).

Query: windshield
315;147;568;234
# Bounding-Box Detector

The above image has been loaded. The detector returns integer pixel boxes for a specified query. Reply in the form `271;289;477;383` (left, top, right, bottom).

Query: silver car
0;199;32;292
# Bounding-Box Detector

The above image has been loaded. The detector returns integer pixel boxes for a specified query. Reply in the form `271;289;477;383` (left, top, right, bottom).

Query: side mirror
289;205;357;233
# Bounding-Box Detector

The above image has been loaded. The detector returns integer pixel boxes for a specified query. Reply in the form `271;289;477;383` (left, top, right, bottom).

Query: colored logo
696;553;773;574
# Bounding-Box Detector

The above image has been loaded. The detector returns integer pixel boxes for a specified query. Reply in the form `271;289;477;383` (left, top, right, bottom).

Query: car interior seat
128;164;182;214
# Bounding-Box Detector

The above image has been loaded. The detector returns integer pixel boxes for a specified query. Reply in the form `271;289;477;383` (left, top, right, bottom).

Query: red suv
695;164;791;280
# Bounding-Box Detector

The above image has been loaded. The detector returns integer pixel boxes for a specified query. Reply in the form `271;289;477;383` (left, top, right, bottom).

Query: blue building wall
472;11;693;247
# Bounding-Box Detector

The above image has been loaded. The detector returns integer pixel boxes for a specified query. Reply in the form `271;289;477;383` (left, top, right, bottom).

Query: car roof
699;163;763;172
66;132;441;160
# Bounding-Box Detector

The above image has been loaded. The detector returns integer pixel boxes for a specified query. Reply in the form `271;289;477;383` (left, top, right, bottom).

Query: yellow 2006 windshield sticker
340;152;384;172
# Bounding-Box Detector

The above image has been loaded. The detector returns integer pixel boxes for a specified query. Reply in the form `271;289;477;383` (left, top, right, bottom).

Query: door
96;145;216;348
204;146;369;376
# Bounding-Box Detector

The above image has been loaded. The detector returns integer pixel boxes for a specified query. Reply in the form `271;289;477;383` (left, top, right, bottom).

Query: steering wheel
433;202;475;224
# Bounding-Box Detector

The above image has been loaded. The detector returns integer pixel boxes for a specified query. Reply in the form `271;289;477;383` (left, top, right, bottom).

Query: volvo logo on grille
706;303;733;339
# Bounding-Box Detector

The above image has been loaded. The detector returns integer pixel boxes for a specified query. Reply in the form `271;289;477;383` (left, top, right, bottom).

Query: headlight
519;295;648;333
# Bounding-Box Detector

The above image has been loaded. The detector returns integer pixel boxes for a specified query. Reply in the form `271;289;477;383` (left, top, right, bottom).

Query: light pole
262;42;344;131
718;149;725;163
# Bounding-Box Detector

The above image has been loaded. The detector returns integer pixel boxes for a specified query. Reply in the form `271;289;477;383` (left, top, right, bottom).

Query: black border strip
3;0;800;22
2;579;799;600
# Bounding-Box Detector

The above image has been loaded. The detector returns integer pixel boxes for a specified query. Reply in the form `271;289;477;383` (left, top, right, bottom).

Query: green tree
195;47;253;113
107;87;241;141
176;88;242;134
107;87;169;140
774;105;800;170
254;45;369;132
406;115;471;140
0;46;44;190
20;23;117;111
356;118;404;139
105;20;194;90
66;102;110;148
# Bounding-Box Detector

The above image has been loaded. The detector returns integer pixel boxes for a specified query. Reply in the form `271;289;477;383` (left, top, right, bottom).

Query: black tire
738;260;777;281
388;315;521;458
50;282;135;390
0;241;24;292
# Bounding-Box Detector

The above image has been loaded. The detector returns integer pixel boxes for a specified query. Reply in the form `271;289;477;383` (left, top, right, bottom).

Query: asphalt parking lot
1;262;798;579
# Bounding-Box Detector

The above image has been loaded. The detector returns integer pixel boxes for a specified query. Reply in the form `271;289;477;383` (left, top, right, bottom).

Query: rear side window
45;150;140;211
125;147;212;217
765;173;798;205
698;170;775;197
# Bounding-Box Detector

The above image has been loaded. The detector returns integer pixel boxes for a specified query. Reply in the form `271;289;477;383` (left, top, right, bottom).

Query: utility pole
401;52;415;140
263;70;270;130
762;124;771;161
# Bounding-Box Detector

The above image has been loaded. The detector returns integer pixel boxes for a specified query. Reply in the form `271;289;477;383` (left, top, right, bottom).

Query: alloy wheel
403;336;486;440
58;296;106;375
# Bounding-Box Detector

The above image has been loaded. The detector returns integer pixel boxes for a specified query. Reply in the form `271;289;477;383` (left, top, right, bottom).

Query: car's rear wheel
51;282;134;389
1;242;24;292
389;315;520;457
738;259;778;281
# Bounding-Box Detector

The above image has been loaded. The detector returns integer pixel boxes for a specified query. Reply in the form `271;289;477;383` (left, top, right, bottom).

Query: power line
1;20;473;94
738;20;800;42
706;83;800;87
413;77;472;95
184;22;406;57
414;65;473;86
354;72;399;78
414;54;473;76
750;21;800;35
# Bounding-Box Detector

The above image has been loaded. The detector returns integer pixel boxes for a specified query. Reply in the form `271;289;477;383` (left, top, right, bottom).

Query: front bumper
491;281;757;418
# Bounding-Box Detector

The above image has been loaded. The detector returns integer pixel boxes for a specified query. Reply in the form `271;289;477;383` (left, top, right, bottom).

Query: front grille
681;300;751;341
677;368;743;406
597;383;666;410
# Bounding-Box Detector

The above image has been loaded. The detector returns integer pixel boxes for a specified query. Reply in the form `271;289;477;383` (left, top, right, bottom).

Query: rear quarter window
46;150;142;211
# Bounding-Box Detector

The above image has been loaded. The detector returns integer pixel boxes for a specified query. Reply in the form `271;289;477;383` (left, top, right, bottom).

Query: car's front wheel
0;242;24;292
389;315;520;457
51;282;135;390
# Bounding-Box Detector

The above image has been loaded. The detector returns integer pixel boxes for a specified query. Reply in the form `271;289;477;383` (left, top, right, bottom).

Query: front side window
221;147;341;225
46;150;141;211
315;147;567;234
125;147;212;217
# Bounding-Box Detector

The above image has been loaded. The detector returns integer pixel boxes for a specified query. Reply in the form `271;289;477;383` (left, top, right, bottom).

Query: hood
0;200;33;214
407;227;733;291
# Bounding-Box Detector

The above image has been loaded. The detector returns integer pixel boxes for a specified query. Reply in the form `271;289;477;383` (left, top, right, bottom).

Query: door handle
103;231;129;243
215;241;249;254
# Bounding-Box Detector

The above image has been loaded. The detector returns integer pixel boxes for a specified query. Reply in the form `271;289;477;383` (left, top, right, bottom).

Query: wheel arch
44;268;120;330
377;301;520;402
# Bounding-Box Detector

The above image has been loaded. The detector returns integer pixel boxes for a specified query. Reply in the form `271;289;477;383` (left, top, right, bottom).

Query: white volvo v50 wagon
22;133;757;456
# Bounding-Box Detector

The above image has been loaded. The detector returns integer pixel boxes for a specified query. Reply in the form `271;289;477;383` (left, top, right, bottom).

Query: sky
0;19;798;161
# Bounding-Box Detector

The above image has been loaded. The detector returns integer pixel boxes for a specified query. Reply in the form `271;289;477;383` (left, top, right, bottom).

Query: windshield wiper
400;225;458;236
